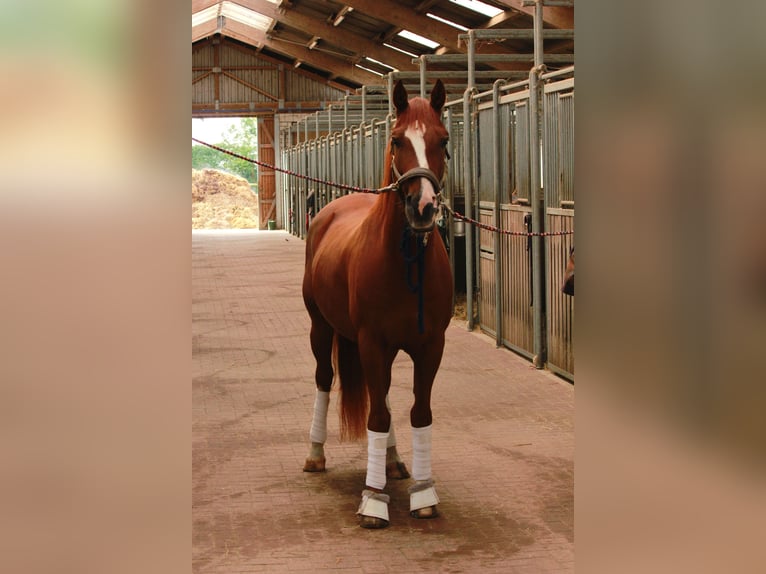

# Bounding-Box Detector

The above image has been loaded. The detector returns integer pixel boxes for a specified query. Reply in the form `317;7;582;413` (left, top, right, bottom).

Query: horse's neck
365;189;407;247
363;150;407;246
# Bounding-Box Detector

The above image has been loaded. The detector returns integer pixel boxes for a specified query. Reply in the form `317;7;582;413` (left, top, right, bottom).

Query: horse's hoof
386;460;411;479
359;515;389;529
303;457;326;472
357;489;390;528
410;505;439;519
409;479;439;519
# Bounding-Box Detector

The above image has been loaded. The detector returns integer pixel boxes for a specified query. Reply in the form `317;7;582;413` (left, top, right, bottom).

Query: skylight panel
355;64;384;77
383;43;419;59
192;5;219;28
220;1;273;31
427;13;469;32
397;30;440;50
364;57;394;71
449;0;504;18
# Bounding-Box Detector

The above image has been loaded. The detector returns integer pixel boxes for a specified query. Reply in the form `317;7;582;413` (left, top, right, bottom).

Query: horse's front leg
356;335;397;529
409;338;445;519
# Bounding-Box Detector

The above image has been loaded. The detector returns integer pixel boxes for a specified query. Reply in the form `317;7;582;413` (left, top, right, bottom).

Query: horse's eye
391;137;401;148
440;138;449;148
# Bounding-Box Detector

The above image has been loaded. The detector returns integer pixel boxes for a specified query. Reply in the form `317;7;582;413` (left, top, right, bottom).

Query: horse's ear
430;79;446;113
393;80;409;115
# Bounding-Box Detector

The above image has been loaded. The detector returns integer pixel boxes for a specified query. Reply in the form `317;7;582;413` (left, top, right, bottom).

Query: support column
257;115;276;229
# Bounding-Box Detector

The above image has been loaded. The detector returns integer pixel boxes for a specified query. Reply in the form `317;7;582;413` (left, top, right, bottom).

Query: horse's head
390;80;448;233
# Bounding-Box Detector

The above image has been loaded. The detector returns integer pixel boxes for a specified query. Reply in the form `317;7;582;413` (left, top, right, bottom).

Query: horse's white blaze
404;121;438;216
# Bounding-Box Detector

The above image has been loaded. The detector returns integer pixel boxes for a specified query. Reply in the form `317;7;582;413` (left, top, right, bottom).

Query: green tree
191;118;259;185
192;144;226;171
220;118;258;184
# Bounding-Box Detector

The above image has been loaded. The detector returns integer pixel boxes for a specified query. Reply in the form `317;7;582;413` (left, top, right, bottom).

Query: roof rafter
342;0;463;51
236;0;416;72
493;0;573;29
220;18;379;85
192;1;574;89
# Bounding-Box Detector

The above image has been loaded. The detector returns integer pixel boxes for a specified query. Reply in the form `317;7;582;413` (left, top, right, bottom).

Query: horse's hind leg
385;395;410;479
303;312;334;472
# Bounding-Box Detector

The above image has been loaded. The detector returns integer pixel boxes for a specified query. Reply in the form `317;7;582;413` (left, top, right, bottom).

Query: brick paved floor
192;230;574;573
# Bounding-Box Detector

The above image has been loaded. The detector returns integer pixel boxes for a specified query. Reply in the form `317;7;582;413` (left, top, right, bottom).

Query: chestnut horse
302;80;453;528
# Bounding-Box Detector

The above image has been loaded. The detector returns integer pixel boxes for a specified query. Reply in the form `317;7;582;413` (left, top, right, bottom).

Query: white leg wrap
409;479;440;512
365;429;389;490
309;390;330;444
357;490;390;521
386;395;397;448
411;424;433;481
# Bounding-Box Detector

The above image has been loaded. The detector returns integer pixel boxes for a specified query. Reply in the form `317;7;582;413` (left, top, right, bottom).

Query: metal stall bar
493;79;504;347
416;53;574;64
458;29;574;41
388;70;530;80
542;70;575;379
463;86;475;330
445;104;456;310
528;0;546;367
523;0;573;5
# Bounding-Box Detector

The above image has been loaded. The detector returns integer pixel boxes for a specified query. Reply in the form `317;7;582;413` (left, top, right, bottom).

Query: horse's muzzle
397;167;442;232
406;195;439;232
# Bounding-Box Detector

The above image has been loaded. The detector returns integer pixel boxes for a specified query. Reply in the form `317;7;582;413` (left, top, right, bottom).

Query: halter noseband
388;151;448;200
391;165;444;194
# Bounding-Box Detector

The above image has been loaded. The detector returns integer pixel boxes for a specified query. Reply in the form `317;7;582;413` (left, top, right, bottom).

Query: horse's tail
333;333;368;441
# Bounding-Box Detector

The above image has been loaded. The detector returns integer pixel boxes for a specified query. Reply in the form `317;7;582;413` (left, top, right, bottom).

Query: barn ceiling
191;0;574;91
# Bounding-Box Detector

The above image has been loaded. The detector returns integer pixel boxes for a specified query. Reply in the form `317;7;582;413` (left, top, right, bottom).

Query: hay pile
192;168;259;229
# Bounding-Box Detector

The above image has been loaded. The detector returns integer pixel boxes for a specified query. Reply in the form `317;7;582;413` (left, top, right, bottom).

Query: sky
192;117;241;145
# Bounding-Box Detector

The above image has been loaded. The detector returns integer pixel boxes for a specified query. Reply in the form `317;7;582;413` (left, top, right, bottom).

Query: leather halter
389;155;447;199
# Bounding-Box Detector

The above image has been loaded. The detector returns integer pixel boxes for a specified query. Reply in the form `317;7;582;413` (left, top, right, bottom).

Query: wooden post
258;115;276;229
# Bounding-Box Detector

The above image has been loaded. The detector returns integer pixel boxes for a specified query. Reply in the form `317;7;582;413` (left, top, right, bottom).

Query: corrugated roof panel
192;5;219;29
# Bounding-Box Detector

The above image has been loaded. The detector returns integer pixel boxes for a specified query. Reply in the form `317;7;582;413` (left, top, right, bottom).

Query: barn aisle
192;229;573;573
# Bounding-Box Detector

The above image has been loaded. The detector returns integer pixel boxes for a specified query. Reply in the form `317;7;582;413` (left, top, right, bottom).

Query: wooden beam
493;1;573;30
339;0;548;73
194;35;359;93
221;70;279;100
414;0;441;12
192;101;340;117
214;37;220;101
192;71;212;84
484;9;528;29
226;0;416;72
342;0;462;50
221;19;379;85
220;36;359;92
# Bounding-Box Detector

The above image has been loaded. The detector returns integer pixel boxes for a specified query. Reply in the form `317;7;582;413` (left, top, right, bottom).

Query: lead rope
400;225;427;334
